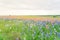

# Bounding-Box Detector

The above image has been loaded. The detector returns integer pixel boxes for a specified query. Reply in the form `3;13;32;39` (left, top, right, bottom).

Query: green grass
0;19;60;40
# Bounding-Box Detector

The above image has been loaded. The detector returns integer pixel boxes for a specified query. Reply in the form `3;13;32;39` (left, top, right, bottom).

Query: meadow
0;18;60;40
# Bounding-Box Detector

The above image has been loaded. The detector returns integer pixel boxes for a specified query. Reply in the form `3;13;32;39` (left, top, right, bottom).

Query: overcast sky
0;0;48;10
0;0;60;15
48;0;60;10
0;0;60;10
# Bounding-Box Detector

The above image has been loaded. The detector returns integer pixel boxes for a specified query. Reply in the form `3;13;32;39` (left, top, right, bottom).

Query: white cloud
0;0;60;10
0;0;48;10
48;0;60;10
0;0;60;15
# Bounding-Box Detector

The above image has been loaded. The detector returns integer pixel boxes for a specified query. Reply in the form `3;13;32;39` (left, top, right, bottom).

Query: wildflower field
0;16;60;40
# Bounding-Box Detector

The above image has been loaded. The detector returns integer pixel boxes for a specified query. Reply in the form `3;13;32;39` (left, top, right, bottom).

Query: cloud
48;0;60;10
0;0;48;10
0;0;60;10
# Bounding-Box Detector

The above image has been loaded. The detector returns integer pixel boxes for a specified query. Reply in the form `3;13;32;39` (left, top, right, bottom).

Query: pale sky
0;10;60;15
48;0;60;10
0;0;48;10
0;0;60;15
0;0;60;10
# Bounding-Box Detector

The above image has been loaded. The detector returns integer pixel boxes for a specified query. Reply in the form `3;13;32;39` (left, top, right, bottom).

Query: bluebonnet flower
36;21;42;25
46;33;49;37
41;32;44;36
57;32;60;37
50;31;52;35
52;23;55;28
55;20;60;24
